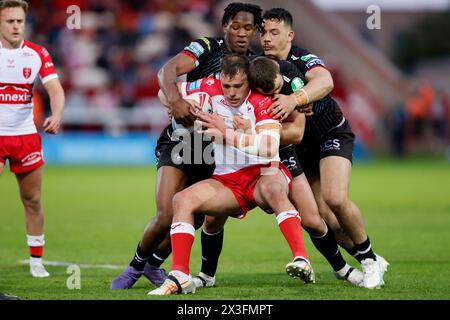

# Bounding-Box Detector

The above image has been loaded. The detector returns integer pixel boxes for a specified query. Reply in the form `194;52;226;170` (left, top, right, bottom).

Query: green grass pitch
1;157;449;300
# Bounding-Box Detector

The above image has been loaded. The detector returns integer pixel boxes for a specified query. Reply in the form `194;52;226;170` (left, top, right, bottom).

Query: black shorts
279;145;303;178
296;119;355;179
155;125;215;185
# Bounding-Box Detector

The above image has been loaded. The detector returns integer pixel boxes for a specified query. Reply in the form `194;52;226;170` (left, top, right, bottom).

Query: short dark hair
0;0;29;14
222;2;263;30
248;56;279;93
220;53;250;79
263;8;293;28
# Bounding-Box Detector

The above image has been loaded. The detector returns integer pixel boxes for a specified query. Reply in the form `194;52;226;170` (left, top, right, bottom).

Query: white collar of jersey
0;40;24;50
243;90;252;105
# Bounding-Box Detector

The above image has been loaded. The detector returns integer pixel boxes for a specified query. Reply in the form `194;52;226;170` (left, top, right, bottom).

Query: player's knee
21;193;42;213
261;181;286;203
172;191;192;214
152;213;173;231
301;214;326;234
322;190;347;212
155;201;174;228
204;216;226;234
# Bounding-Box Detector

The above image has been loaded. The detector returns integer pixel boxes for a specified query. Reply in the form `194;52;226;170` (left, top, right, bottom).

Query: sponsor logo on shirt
306;58;324;69
40;48;50;58
187;80;202;91
291;77;304;92
290;55;300;61
0;85;32;104
301;54;318;61
185;41;205;58
199;37;211;52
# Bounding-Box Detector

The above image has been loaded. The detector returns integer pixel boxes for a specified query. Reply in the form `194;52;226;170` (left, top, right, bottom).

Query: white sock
26;234;45;246
30;256;43;265
198;271;215;281
335;263;351;277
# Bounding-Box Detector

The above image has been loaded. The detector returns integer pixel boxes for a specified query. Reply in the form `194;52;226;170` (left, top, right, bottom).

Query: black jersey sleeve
278;60;307;95
182;37;216;67
288;46;326;76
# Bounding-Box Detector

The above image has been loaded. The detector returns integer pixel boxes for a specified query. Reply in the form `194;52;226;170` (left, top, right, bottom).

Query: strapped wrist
294;89;310;106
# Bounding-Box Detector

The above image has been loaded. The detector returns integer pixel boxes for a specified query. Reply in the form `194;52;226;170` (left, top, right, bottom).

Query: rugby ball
171;91;213;133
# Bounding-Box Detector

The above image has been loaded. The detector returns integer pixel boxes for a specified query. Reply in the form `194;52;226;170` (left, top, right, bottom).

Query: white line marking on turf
19;260;126;269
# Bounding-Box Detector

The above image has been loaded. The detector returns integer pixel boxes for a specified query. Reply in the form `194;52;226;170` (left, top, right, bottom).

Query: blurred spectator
386;103;407;158
27;0;218;133
431;89;450;151
405;79;435;152
344;78;384;148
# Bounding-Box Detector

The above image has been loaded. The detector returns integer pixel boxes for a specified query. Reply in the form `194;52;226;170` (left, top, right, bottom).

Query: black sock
354;236;376;262
129;243;150;271
147;248;171;268
345;246;359;260
200;228;224;277
310;223;347;272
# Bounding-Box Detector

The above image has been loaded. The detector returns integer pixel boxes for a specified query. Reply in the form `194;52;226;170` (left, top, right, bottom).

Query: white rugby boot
334;264;364;287
192;272;216;289
376;255;390;286
30;258;50;278
361;258;383;289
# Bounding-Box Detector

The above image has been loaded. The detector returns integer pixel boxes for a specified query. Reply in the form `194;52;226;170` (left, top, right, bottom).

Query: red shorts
212;161;292;218
0;133;45;173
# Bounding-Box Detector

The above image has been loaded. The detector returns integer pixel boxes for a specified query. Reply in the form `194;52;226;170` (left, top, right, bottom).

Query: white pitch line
19;260;125;269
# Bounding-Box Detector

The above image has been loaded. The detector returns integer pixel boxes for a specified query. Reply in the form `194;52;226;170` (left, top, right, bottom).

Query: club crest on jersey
23;67;32;79
205;78;215;86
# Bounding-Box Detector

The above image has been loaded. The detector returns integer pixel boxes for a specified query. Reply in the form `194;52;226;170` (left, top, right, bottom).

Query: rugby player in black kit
111;2;263;290
260;8;389;289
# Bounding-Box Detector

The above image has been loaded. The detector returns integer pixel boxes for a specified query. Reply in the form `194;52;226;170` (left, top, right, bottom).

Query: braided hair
222;2;263;31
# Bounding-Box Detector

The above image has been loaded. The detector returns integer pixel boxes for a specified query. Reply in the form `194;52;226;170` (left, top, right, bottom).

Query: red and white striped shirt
0;40;58;135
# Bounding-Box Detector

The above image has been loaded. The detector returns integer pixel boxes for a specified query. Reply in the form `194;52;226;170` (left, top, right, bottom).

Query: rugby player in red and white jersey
149;54;313;295
0;0;65;278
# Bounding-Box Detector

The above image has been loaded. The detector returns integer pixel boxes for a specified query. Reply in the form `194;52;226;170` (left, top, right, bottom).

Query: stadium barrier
41;133;369;166
42;133;158;165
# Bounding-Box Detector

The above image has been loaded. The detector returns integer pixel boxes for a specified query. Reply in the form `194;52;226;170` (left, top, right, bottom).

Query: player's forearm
50;93;64;118
46;82;65;118
226;129;280;158
280;122;303;145
158;89;170;108
294;72;334;107
157;62;183;105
